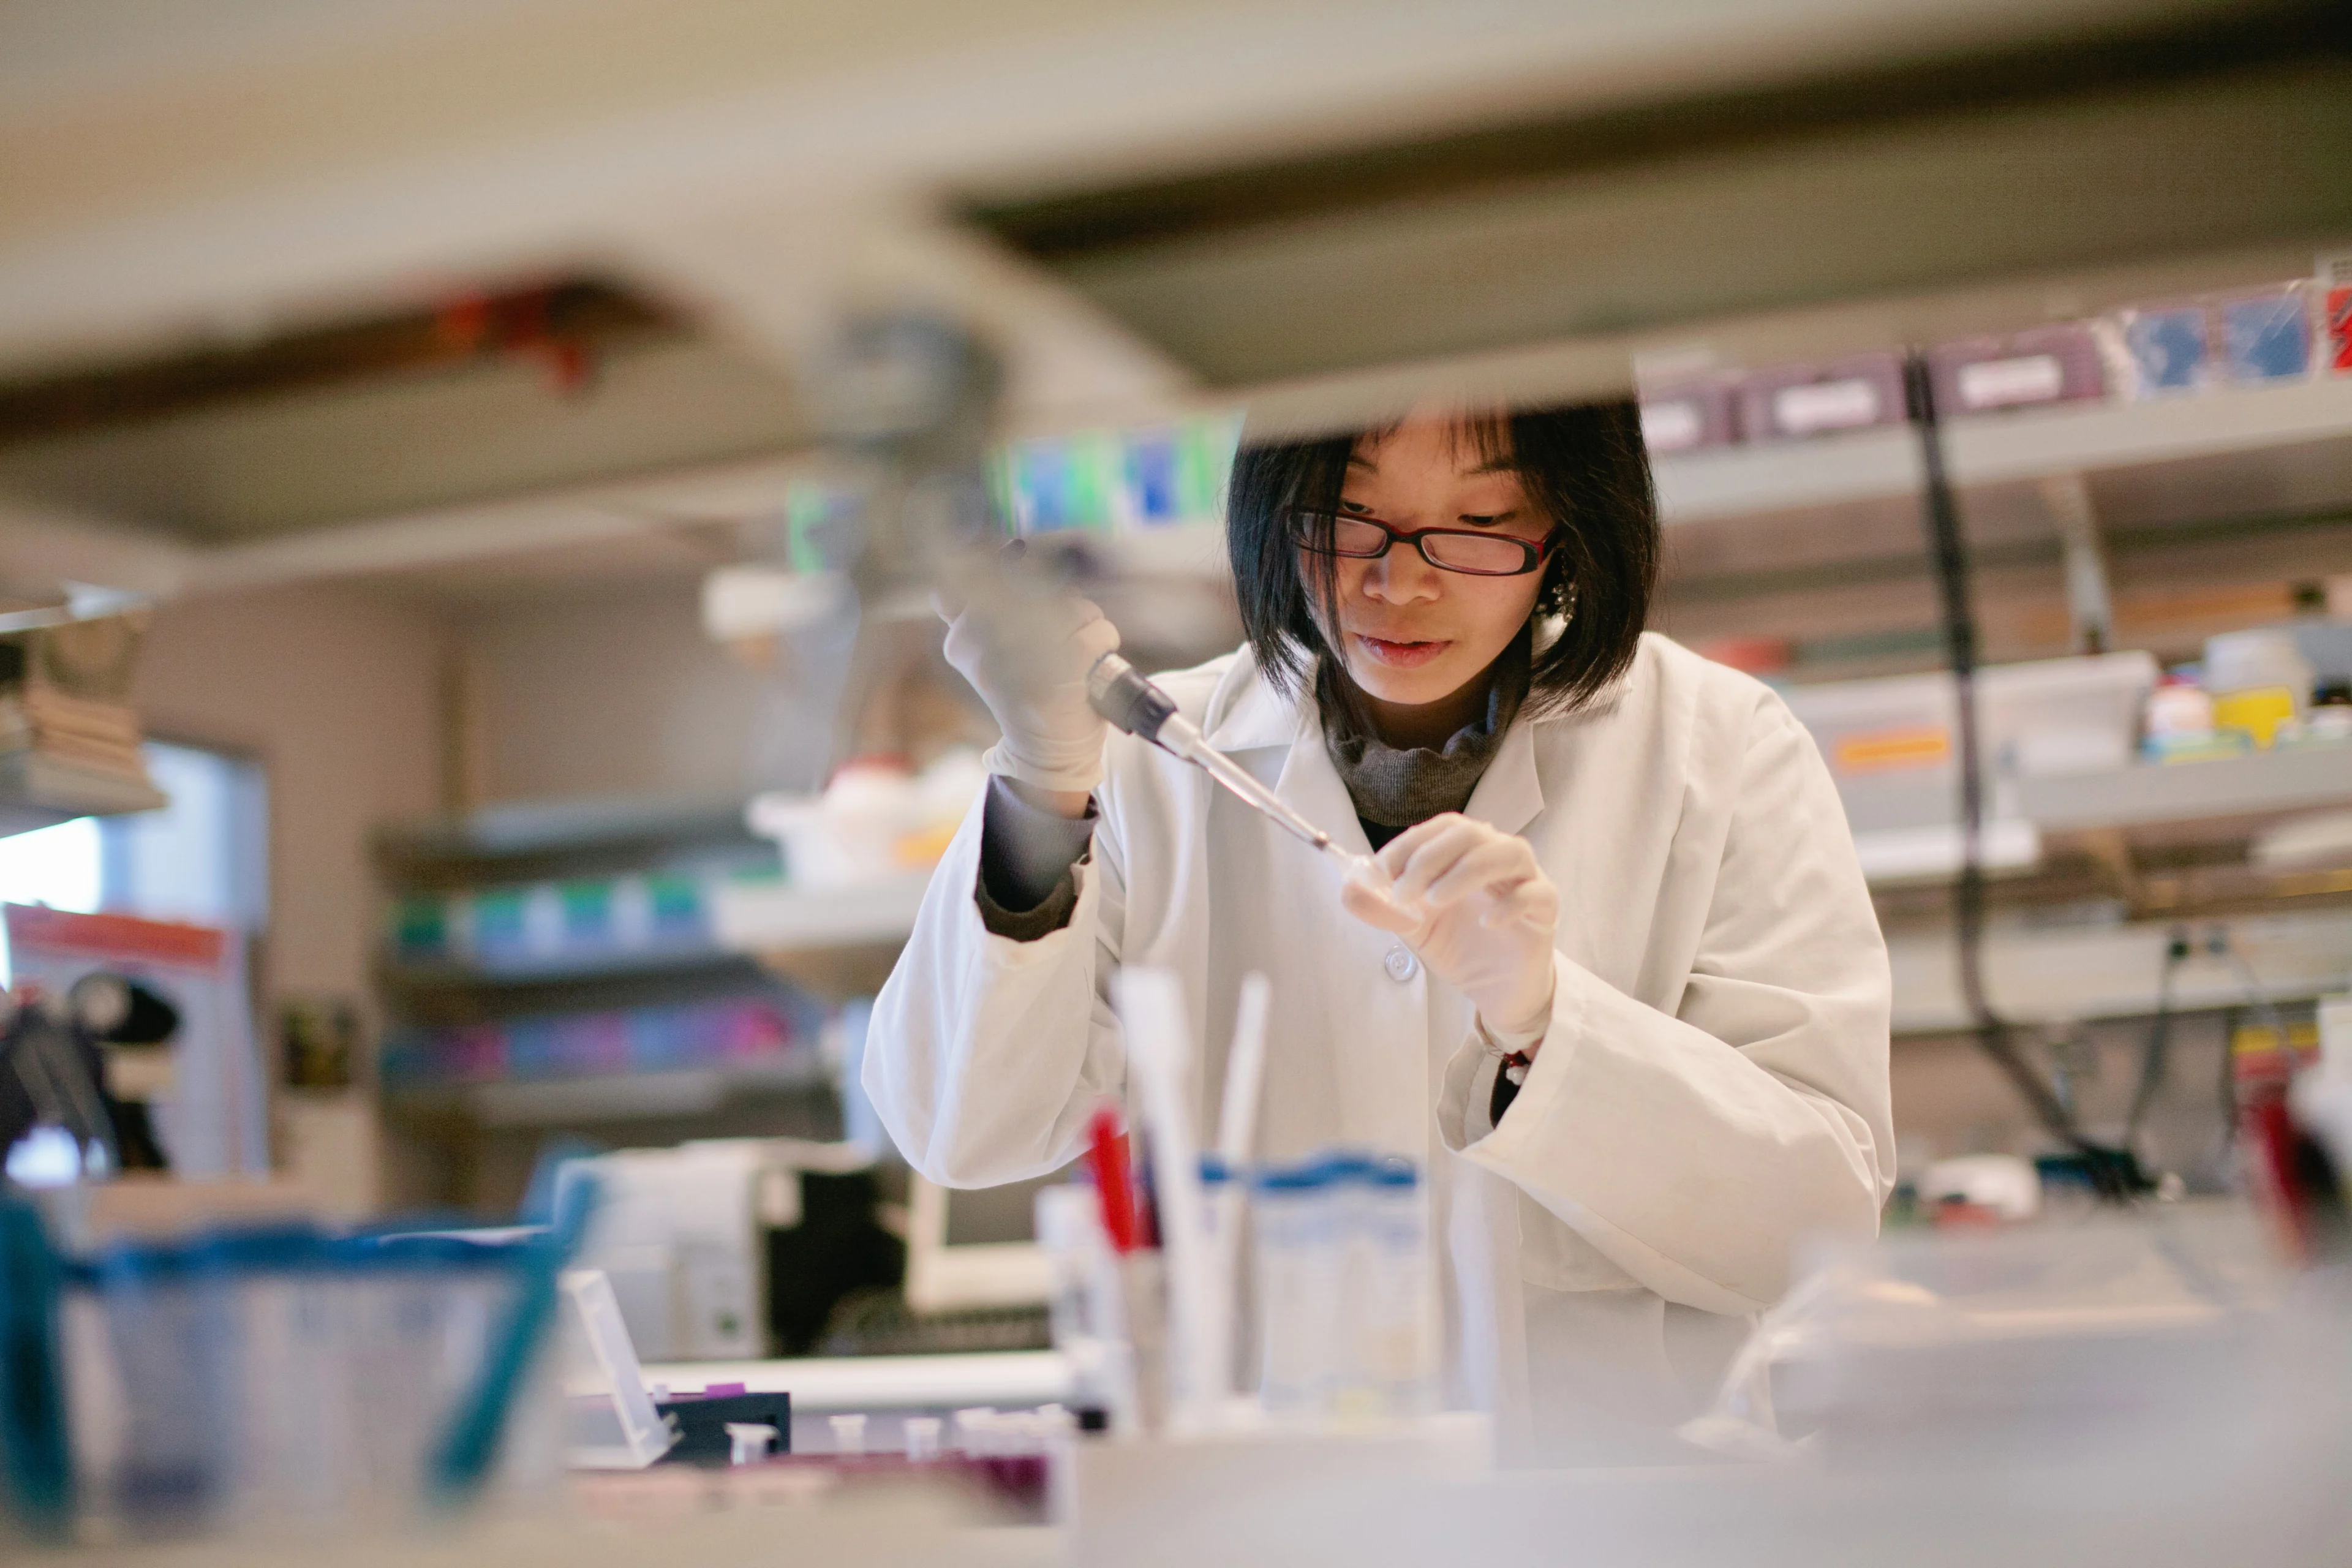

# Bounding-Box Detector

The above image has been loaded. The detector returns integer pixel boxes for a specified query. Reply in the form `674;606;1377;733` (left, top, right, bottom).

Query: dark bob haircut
1225;401;1659;715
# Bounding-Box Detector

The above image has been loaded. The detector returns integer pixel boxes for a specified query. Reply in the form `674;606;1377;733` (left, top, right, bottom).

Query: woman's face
1311;417;1550;711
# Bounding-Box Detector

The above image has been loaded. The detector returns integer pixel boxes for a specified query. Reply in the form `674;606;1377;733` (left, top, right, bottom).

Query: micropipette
1087;652;1396;896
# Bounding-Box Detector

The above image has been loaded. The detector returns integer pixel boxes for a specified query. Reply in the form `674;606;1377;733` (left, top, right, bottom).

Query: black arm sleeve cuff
975;775;1097;941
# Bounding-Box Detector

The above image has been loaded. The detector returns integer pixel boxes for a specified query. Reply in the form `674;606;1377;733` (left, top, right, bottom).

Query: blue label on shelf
1126;431;1180;522
2128;308;2209;391
559;880;616;945
2223;295;2311;382
470;889;530;956
643;874;705;939
391;895;450;957
505;1017;564;1079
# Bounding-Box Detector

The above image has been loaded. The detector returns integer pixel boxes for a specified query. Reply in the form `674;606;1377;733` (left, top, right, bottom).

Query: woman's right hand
1340;813;1561;1041
938;588;1122;803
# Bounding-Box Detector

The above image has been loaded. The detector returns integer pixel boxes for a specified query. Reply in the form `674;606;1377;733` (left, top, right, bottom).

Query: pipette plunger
1088;652;1400;900
1087;652;1333;852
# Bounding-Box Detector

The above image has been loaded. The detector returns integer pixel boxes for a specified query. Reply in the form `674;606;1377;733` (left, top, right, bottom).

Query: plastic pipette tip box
654;1389;791;1465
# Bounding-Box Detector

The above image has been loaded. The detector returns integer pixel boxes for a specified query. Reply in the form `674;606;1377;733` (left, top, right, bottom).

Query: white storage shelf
378;944;750;988
1651;375;2352;526
710;870;935;954
1942;375;2352;490
2014;746;2352;832
384;1060;831;1126
994;380;2352;565
1833;747;2352;878
0;748;168;837
714;851;2352;1035
1888;908;2352;1035
1654;424;1920;522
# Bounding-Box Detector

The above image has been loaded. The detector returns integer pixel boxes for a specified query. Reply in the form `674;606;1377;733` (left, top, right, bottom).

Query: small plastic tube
1115;968;1223;1431
1356;1157;1435;1419
952;1406;999;1454
903;1415;942;1461
828;1412;867;1457
725;1422;778;1467
1213;978;1271;1405
1333;845;1420;923
1217;973;1272;1167
1252;1158;1344;1422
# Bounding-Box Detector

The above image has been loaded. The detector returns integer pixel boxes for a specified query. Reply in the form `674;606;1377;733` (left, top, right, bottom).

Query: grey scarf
1319;630;1531;835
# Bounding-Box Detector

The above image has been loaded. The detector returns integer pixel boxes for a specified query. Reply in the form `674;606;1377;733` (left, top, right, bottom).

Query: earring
1540;576;1576;619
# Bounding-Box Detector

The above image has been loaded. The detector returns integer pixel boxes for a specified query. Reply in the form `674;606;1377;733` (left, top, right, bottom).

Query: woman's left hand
1340;813;1559;1039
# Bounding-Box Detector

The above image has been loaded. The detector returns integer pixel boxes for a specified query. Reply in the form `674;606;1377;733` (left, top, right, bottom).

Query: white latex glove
1340;813;1559;1040
938;588;1121;794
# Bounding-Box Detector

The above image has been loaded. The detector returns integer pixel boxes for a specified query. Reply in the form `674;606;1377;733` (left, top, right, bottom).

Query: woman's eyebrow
1345;454;1376;470
1460;457;1520;476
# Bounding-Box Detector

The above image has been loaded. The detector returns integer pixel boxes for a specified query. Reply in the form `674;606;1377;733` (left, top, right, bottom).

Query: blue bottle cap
1312;1149;1376;1185
1250;1158;1330;1193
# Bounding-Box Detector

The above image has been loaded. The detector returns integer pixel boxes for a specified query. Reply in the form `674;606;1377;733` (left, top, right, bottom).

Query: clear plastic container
1637;379;1740;454
85;1238;243;1535
2206;628;2316;709
1738;354;1907;440
1349;1158;1434;1422
1034;1182;1136;1430
2144;674;2215;741
1688;1210;2290;1469
79;1225;379;1536
2206;628;2316;748
339;1235;532;1517
217;1232;360;1532
1928;323;2105;415
1251;1159;1345;1422
2220;287;2312;384
62;1223;562;1542
2119;303;2212;395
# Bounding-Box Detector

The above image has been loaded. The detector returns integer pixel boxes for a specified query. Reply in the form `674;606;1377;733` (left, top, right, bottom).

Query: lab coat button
1383;946;1419;982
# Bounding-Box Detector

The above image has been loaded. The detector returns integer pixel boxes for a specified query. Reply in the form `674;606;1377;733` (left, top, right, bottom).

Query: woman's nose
1362;542;1442;603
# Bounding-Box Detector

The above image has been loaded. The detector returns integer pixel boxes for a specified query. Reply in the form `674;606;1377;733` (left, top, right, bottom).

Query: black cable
2125;929;2190;1147
2217;1005;2242;1152
1904;353;2147;1200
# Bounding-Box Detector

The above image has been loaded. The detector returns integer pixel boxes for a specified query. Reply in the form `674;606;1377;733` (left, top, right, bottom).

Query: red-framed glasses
1286;507;1557;577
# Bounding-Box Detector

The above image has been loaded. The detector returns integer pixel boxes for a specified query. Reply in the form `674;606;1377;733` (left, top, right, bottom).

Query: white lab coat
866;631;1893;1463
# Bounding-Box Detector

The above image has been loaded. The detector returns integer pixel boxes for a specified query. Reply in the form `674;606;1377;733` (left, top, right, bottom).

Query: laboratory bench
26;1419;2341;1568
20;1203;2345;1568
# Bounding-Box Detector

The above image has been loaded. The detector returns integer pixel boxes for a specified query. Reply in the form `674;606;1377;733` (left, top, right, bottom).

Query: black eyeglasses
1286;507;1556;577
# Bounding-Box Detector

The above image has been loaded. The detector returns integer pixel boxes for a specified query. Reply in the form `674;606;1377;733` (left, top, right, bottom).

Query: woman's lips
1351;633;1451;669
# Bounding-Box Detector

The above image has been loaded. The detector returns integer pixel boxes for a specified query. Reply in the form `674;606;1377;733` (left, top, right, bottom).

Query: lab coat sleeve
1441;696;1893;1316
863;783;1128;1187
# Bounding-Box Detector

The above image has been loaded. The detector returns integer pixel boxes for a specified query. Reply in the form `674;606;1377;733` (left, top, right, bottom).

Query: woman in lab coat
866;404;1893;1463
